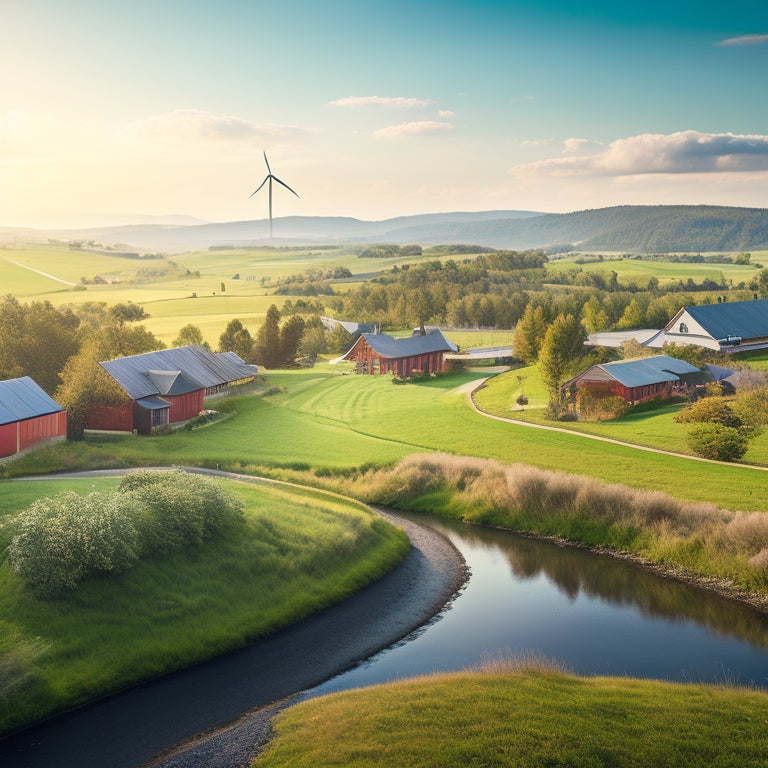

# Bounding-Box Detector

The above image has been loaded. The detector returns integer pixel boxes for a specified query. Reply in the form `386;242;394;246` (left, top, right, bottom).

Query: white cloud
438;109;455;119
509;131;768;178
717;34;768;46
329;96;433;109
373;121;454;139
121;109;312;144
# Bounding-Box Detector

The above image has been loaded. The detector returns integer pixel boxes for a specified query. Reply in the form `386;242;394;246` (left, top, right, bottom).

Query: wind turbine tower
250;151;299;239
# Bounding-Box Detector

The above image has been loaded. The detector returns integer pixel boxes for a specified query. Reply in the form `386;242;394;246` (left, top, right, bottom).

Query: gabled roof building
342;329;454;376
562;355;705;416
91;345;258;434
0;377;67;458
660;299;768;352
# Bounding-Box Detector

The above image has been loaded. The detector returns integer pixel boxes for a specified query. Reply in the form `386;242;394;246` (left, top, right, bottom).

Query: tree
538;313;586;417
278;314;306;367
55;342;129;439
513;303;547;364
686;423;748;462
173;324;209;350
232;328;255;363
219;319;245;353
0;295;80;394
108;302;149;324
253;305;282;368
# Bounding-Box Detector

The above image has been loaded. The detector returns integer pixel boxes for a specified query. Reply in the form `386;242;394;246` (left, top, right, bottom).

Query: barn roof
101;345;258;400
0;377;64;425
355;330;455;359
565;355;701;389
670;299;768;341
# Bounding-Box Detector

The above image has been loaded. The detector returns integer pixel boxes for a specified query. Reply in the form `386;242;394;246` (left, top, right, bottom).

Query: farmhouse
91;345;258;434
0;377;67;459
342;329;454;376
587;299;768;353
658;299;768;352
562;355;704;416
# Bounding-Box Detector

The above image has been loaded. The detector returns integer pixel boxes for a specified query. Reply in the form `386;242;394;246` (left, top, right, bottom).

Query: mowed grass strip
0;477;408;734
256;664;768;768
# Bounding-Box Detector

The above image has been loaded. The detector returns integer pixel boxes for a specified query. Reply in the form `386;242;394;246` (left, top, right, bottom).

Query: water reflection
312;512;768;696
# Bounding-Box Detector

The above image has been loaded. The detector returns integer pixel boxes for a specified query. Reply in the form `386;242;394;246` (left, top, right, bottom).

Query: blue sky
2;0;767;227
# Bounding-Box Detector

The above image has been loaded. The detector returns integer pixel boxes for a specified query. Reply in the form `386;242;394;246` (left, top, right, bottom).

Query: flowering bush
9;471;244;598
8;492;141;597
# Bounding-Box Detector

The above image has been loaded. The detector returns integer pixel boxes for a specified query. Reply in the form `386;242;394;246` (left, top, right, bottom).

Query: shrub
686;423;749;462
8;492;141;597
9;471;244;597
675;396;742;428
118;470;245;552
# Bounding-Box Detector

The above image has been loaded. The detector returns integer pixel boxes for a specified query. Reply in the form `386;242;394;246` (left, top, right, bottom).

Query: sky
2;0;768;228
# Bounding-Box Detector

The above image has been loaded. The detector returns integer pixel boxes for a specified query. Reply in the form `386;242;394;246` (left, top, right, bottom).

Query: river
313;513;768;697
3;510;768;767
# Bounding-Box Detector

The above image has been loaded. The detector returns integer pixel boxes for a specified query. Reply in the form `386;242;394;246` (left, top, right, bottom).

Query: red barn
342;329;454;376
93;346;258;434
0;377;67;459
562;355;704;416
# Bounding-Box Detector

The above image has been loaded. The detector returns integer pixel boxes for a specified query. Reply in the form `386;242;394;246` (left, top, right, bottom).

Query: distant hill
2;205;767;253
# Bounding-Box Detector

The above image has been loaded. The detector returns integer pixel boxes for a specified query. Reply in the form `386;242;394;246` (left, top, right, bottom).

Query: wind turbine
249;151;299;239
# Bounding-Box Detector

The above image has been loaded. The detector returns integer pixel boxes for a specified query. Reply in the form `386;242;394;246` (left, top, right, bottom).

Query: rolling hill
2;205;768;254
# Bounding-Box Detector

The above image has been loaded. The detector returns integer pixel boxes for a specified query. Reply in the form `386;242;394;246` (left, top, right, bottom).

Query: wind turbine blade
249;176;270;197
263;151;272;175
272;175;300;198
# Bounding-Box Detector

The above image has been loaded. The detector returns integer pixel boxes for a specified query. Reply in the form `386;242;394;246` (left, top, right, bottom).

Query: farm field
0;475;408;734
0;242;492;346
546;252;764;288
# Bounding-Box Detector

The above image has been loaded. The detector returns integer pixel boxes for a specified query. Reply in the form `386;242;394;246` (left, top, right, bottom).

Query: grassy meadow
5;365;768;512
546;252;764;288
255;662;768;768
0;475;408;734
473;363;768;465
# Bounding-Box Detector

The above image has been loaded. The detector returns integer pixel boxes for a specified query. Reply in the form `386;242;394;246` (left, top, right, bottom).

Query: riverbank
0;508;468;768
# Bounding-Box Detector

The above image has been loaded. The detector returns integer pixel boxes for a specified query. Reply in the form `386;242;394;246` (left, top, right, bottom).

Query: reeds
350;453;768;585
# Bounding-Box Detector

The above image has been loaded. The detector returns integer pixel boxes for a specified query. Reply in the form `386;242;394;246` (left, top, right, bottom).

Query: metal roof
135;395;171;410
677;299;768;341
568;355;701;389
147;369;201;396
353;330;455;359
0;377;64;425
101;345;258;400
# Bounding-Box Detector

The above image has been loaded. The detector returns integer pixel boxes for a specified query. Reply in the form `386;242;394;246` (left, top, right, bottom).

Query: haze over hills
2;205;768;254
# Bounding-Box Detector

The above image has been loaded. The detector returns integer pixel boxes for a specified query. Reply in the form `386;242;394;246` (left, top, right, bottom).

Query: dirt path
463;377;768;471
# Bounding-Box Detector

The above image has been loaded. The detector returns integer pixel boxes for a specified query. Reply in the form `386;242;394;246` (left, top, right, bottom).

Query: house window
679;322;688;333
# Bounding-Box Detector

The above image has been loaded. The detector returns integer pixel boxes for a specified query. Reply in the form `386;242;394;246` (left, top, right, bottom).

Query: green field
546;253;763;288
5;366;767;511
0;475;408;734
472;364;768;465
255;664;768;768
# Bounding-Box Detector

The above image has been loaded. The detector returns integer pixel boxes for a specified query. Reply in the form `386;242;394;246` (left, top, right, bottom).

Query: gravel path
0;506;468;768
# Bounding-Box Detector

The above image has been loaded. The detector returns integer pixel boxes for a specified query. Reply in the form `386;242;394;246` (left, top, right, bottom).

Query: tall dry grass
340;453;768;589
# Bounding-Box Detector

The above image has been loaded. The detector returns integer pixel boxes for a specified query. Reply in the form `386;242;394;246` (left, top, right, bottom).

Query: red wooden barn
0;377;67;459
562;355;704;416
92;345;258;434
342;329;455;376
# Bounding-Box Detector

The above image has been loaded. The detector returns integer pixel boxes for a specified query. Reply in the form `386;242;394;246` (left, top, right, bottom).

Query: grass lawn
0;475;408;735
6;366;768;511
473;365;768;465
255;664;768;768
